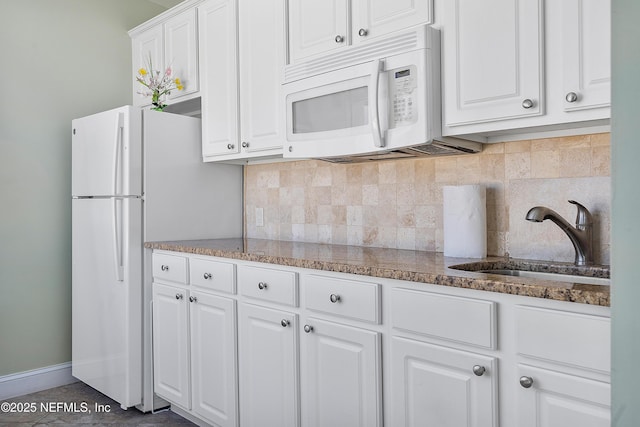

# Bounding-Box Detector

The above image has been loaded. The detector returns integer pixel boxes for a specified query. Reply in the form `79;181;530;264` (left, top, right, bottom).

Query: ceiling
147;0;184;9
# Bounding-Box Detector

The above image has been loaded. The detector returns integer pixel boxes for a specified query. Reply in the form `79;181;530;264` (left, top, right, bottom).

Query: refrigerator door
72;106;142;197
72;196;142;408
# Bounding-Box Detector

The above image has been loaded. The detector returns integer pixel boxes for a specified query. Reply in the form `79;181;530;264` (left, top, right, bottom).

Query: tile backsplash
244;133;611;264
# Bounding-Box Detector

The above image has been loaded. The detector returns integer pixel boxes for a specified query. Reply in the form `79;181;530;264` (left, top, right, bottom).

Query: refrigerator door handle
112;197;124;281
112;112;124;196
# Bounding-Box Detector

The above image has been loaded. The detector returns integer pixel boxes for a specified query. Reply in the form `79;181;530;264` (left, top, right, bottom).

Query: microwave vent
317;138;482;163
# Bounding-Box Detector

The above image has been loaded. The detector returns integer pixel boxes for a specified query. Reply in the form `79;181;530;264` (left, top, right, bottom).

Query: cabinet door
288;0;349;63
238;0;285;155
152;283;190;409
164;9;199;100
390;336;498;427
132;26;163;107
190;291;238;427
239;304;299;427
442;0;543;126
199;0;240;159
517;365;610;427
561;0;611;112
300;317;382;427
352;0;432;43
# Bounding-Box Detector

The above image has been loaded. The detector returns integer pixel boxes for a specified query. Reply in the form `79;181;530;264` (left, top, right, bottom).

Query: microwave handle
369;59;385;148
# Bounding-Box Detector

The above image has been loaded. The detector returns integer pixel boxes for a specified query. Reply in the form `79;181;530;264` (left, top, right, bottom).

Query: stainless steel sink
449;260;610;286
476;269;610;286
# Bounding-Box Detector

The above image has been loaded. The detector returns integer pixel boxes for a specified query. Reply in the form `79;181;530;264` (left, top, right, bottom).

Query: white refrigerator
71;106;242;411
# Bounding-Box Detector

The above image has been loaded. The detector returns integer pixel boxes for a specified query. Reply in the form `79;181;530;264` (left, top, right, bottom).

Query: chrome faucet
525;200;593;266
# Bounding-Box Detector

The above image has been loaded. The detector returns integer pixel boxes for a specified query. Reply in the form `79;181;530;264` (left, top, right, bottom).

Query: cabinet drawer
238;265;298;307
515;306;610;373
391;288;496;349
304;275;381;324
190;257;236;294
152;253;187;284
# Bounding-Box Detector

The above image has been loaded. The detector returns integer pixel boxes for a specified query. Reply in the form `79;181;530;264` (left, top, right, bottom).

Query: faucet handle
568;200;592;228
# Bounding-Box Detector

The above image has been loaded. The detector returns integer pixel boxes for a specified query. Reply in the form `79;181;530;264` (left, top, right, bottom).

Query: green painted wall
0;0;170;377
611;1;640;425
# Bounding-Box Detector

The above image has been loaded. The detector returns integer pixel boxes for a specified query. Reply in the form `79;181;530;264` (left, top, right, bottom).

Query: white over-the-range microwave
282;25;481;162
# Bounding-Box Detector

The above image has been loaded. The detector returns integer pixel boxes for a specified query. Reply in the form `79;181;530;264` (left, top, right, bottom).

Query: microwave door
285;61;391;159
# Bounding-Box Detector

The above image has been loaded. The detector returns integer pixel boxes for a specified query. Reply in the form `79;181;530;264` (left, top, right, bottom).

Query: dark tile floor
0;382;195;426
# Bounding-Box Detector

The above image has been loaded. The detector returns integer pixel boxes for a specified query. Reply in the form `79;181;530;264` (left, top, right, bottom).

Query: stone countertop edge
145;239;610;307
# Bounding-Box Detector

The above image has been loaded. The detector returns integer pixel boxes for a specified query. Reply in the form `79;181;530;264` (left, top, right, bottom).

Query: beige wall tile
505;152;531;179
559;148;591;177
590;132;611;146
505;140;531;153
531;150;560;178
244;133;611;261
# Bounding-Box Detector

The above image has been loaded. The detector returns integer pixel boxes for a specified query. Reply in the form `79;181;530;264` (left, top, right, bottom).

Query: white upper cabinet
132;26;164;107
199;0;240;159
130;1;202;108
440;0;611;139
238;0;286;156
288;0;433;64
561;0;611;112
353;0;433;45
441;0;544;126
200;0;285;162
164;9;199;100
288;0;349;63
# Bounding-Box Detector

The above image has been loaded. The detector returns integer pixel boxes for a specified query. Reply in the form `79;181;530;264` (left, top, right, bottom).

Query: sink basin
475;269;610;286
449;260;610;286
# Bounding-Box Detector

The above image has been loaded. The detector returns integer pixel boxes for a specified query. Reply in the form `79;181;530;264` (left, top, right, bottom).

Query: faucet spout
525;200;593;266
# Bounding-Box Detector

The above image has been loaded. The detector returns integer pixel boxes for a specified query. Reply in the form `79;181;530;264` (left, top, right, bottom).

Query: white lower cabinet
152;282;191;409
238;303;299;427
190;291;238;427
152;281;238;427
152;251;611;427
300;317;382;427
516;364;610;427
390;336;499;427
514;305;611;427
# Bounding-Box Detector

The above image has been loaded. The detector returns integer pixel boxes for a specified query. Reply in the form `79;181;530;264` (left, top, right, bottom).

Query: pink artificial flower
166;67;172;76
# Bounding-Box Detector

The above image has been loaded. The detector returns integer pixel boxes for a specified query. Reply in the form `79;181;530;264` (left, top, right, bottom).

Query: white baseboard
0;362;78;400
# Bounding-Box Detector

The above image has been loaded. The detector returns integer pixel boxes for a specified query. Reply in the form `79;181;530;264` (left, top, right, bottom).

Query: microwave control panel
389;65;417;128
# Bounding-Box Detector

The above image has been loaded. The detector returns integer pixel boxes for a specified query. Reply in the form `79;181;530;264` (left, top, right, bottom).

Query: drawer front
190;257;236;294
152;253;188;284
515;305;610;374
238;265;298;307
304;275;381;324
391;288;496;349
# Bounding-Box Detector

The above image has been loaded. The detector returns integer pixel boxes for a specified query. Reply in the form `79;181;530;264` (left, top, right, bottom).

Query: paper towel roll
443;185;487;258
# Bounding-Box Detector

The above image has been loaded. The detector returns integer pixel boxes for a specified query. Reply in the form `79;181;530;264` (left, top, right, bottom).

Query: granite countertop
145;238;610;307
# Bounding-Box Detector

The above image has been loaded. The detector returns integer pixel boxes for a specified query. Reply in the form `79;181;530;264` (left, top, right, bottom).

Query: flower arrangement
136;56;184;111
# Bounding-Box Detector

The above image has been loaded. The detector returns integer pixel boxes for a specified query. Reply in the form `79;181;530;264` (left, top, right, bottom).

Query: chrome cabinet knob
522;99;534;109
281;319;290;327
161;265;169;271
241;141;249;148
335;35;344;43
189;296;198;303
203;272;212;280
358;28;368;37
304;324;314;333
519;376;534;388
258;282;268;290
227;143;235;150
329;294;341;303
565;92;578;103
472;365;486;376
288;145;293;153
175;293;183;300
